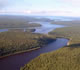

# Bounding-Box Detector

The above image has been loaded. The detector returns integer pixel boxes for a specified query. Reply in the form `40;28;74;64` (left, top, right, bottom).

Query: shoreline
21;24;80;70
0;47;40;59
0;37;70;59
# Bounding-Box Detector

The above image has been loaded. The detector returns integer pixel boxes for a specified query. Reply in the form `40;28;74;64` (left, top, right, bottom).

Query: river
0;22;64;34
29;22;64;34
0;21;68;70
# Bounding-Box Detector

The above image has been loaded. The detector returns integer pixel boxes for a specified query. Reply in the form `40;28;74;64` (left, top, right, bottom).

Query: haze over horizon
0;0;80;17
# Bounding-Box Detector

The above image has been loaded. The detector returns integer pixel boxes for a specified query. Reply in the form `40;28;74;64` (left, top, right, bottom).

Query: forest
0;31;55;57
20;21;80;70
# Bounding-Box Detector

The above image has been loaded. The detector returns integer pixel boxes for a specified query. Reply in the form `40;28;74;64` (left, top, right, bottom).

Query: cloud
59;0;80;6
0;0;80;17
0;0;10;9
21;10;80;17
0;9;80;17
59;0;80;3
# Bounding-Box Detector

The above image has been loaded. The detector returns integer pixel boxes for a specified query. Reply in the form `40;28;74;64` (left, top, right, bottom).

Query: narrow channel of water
30;22;64;34
0;38;69;70
0;22;64;34
0;21;68;70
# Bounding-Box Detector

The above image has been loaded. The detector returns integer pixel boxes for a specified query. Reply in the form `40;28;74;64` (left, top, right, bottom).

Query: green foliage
21;21;80;70
0;21;41;28
0;32;55;56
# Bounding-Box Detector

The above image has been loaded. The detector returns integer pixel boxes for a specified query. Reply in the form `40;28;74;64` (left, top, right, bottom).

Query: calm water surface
0;22;64;34
0;21;68;70
0;38;69;70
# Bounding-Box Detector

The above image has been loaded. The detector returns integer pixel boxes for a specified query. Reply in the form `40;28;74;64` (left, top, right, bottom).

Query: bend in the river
0;21;69;70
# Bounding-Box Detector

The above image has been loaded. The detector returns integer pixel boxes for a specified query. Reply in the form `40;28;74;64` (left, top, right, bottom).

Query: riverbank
0;38;69;59
0;47;41;59
0;32;56;58
0;20;69;70
0;38;68;70
21;22;80;70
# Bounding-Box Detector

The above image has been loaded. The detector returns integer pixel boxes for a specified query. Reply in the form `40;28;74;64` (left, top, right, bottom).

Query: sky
0;0;80;17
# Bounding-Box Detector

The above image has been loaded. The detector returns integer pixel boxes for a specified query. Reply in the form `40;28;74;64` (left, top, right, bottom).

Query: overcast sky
0;0;80;17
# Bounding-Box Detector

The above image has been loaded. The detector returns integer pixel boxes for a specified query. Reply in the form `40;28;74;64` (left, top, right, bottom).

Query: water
0;29;8;32
0;38;69;70
0;15;78;33
1;14;80;21
0;22;64;34
0;15;69;70
29;22;64;34
29;15;80;21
